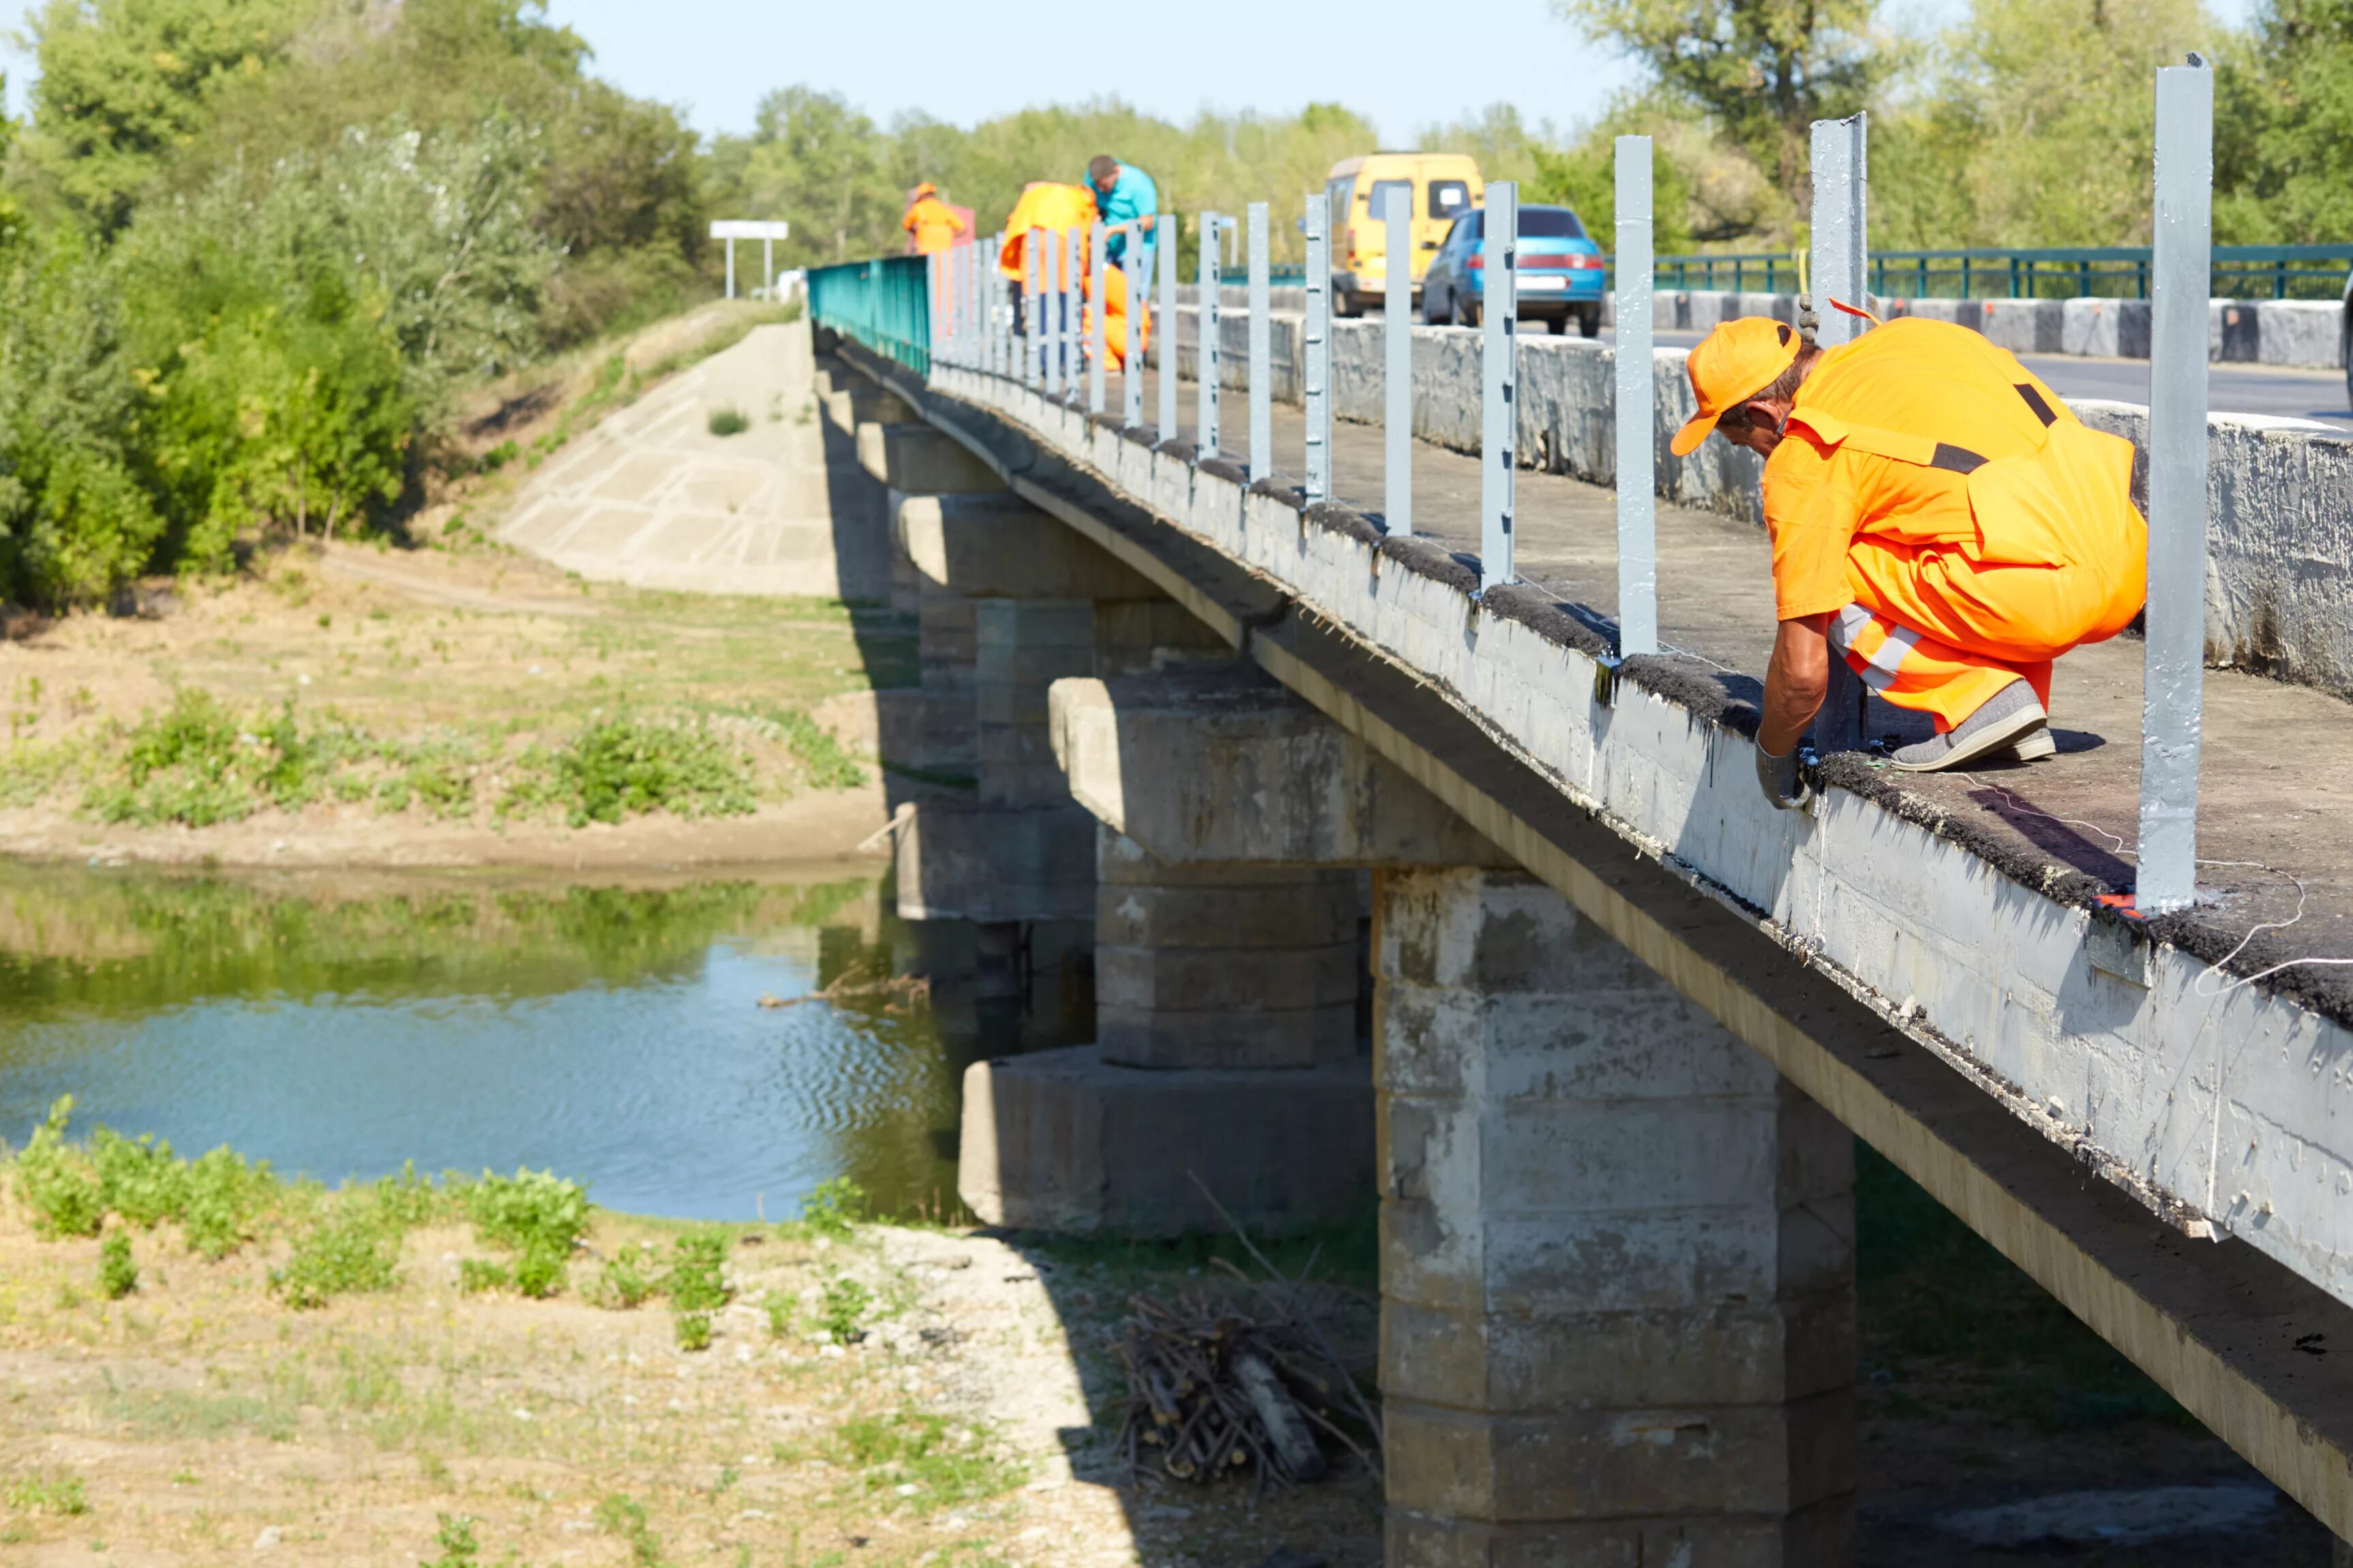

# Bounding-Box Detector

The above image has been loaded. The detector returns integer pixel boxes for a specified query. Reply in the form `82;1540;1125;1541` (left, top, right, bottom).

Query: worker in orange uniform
1671;309;2146;807
1083;249;1151;370
900;183;968;254
997;181;1100;346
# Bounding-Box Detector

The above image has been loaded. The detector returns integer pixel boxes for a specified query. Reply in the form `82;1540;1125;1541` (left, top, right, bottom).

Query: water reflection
0;863;1091;1220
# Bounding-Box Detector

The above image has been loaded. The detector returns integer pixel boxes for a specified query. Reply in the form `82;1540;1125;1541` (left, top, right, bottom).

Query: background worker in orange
900;183;967;254
1673;311;2146;809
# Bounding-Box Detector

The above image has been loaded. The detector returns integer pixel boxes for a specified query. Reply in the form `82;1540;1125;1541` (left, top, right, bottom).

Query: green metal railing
1639;244;2353;301
808;256;932;375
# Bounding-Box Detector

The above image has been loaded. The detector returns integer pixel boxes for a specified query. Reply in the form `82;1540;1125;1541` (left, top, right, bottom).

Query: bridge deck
1126;365;2353;1014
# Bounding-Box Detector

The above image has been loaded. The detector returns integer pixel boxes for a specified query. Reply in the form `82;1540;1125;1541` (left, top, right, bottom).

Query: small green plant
673;1310;712;1352
14;1096;104;1238
5;1473;89;1516
421;1513;479;1567
463;1169;588;1298
99;1232;138;1300
181;1146;278;1259
271;1205;402;1309
761;1289;794;1340
594;1244;657;1310
594;1492;665;1567
819;1276;872;1345
457;1259;512;1294
798;1176;868;1239
706;406;750;437
663;1231;731;1312
502;714;755;827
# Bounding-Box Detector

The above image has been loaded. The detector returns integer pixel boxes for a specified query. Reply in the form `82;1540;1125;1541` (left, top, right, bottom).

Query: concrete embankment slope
849;337;2353;1540
501;321;890;598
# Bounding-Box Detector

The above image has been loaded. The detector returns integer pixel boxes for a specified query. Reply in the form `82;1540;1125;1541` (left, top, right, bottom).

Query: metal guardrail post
1089;220;1108;414
1384;186;1412;536
1199;213;1222;457
1303;193;1330;503
1065;226;1084;403
1479;181;1517;587
1124;228;1145;428
2138;56;2214;914
1248;202;1271;482
1809;113;1870;755
1615;137;1657;657
1159;217;1178;438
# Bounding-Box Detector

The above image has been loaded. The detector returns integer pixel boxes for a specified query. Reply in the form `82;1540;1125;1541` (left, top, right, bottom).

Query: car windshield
1429;181;1472;219
1519;208;1589;240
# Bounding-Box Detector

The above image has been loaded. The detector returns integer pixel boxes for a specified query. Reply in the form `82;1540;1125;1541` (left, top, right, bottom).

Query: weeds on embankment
43;686;866;830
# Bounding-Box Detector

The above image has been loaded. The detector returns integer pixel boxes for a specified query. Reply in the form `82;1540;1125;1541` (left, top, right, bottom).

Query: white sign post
711;220;793;300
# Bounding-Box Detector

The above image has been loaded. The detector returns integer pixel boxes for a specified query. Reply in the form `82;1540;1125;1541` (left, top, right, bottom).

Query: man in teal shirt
1087;155;1157;266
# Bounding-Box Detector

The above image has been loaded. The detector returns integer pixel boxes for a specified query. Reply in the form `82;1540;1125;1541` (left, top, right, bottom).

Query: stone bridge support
960;666;1857;1565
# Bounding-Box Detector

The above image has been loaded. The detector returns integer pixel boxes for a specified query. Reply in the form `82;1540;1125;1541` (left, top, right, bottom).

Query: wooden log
1233;1351;1326;1481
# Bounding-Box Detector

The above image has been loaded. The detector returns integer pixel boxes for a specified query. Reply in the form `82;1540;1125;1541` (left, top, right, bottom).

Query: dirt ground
0;1208;1381;1568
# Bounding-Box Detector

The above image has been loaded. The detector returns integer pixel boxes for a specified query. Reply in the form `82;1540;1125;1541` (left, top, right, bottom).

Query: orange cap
913;181;938;198
1669;317;1804;457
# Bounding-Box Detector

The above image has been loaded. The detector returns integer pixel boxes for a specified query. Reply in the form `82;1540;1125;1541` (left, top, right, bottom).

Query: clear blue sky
3;0;2260;139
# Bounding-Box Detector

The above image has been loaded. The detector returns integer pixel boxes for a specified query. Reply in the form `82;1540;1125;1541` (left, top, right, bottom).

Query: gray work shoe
1890;681;2051;771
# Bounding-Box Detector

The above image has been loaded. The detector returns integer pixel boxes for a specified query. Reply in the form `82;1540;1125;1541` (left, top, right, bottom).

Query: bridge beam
1378;865;1855;1565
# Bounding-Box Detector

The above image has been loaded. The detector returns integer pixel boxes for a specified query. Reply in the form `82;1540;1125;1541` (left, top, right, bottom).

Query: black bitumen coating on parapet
1123;425;1161;450
1153;437;1198;463
1302;502;1385;550
1088;412;1124;433
860;342;2353;1029
1248;477;1309;511
1200;457;1251;487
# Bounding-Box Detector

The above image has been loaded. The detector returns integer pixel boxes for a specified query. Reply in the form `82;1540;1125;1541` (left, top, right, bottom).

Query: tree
2216;0;2353;243
712;88;894;267
1556;0;1884;217
22;0;318;232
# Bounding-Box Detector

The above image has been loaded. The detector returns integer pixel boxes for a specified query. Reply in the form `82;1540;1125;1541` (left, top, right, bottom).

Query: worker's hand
1756;743;1815;812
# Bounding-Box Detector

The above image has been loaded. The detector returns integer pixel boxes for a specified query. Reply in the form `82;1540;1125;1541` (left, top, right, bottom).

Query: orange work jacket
902;195;968;255
997;182;1098;283
1761;317;2144;637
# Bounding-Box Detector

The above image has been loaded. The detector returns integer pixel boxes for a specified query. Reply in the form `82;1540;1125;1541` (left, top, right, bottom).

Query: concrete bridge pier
960;664;1856;1561
1377;865;1856;1566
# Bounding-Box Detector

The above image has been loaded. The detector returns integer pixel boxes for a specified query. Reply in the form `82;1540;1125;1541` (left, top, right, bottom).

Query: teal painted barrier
808;256;932;376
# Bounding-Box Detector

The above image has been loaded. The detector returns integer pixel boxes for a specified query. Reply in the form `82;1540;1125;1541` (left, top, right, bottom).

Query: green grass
818;1276;872;1345
271;1204;404;1309
5;1473;89;1516
823;1410;1026;1511
98;1231;137;1300
594;1492;667;1567
1857;1141;2196;1434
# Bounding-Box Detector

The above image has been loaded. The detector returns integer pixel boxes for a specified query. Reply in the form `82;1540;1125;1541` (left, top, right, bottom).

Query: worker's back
1791;317;2076;463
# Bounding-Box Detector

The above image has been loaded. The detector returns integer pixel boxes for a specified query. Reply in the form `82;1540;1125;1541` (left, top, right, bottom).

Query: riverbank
0;1142;1384;1567
0;534;907;872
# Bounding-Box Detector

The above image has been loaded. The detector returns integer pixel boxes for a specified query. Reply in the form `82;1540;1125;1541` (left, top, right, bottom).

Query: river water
0;863;1085;1221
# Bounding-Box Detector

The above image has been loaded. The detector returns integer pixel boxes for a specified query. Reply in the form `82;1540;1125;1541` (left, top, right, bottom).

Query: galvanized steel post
926;252;941;372
1199;214;1222;457
1303;193;1331;502
1028;230;1046;388
1384;185;1412;534
1159;215;1179;437
1479;181;1517;586
1615;136;1657;656
1089;220;1109;413
1247;202;1271;482
2138;57;2214;914
1065;226;1084;401
724;236;735;301
1808;113;1870;754
1124;228;1146;428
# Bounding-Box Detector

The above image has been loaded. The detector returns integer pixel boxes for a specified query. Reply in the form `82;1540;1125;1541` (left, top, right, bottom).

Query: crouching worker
1083;251;1151;370
1671;311;2147;809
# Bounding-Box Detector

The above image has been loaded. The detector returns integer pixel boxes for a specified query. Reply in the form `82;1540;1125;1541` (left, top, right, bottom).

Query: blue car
1420;204;1607;336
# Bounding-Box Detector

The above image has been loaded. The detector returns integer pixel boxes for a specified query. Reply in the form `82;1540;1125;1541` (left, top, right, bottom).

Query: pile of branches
757;964;930;1014
1111;1257;1382;1497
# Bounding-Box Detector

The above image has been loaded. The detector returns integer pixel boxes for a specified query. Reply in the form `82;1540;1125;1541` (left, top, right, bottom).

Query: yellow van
1323;153;1484;317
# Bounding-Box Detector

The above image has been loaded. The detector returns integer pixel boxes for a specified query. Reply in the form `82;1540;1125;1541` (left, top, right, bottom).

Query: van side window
1326;177;1355;224
1368;179;1412;224
1429;181;1471;219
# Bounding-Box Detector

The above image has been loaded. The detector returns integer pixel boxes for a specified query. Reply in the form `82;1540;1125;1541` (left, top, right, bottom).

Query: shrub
14;1096;104;1238
272;1205;402;1308
672;1310;712;1352
99;1231;138;1299
819;1276;871;1345
663;1231;731;1313
798;1176;867;1239
181;1145;278;1259
457;1259;511;1294
706;406;750;437
422;1513;480;1568
86;690;327;827
541;715;756;827
593;1244;657;1310
90;1126;187;1227
463;1169;588;1299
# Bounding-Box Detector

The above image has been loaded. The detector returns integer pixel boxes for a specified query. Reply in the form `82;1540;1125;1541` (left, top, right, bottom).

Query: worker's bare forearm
1760;615;1832;756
